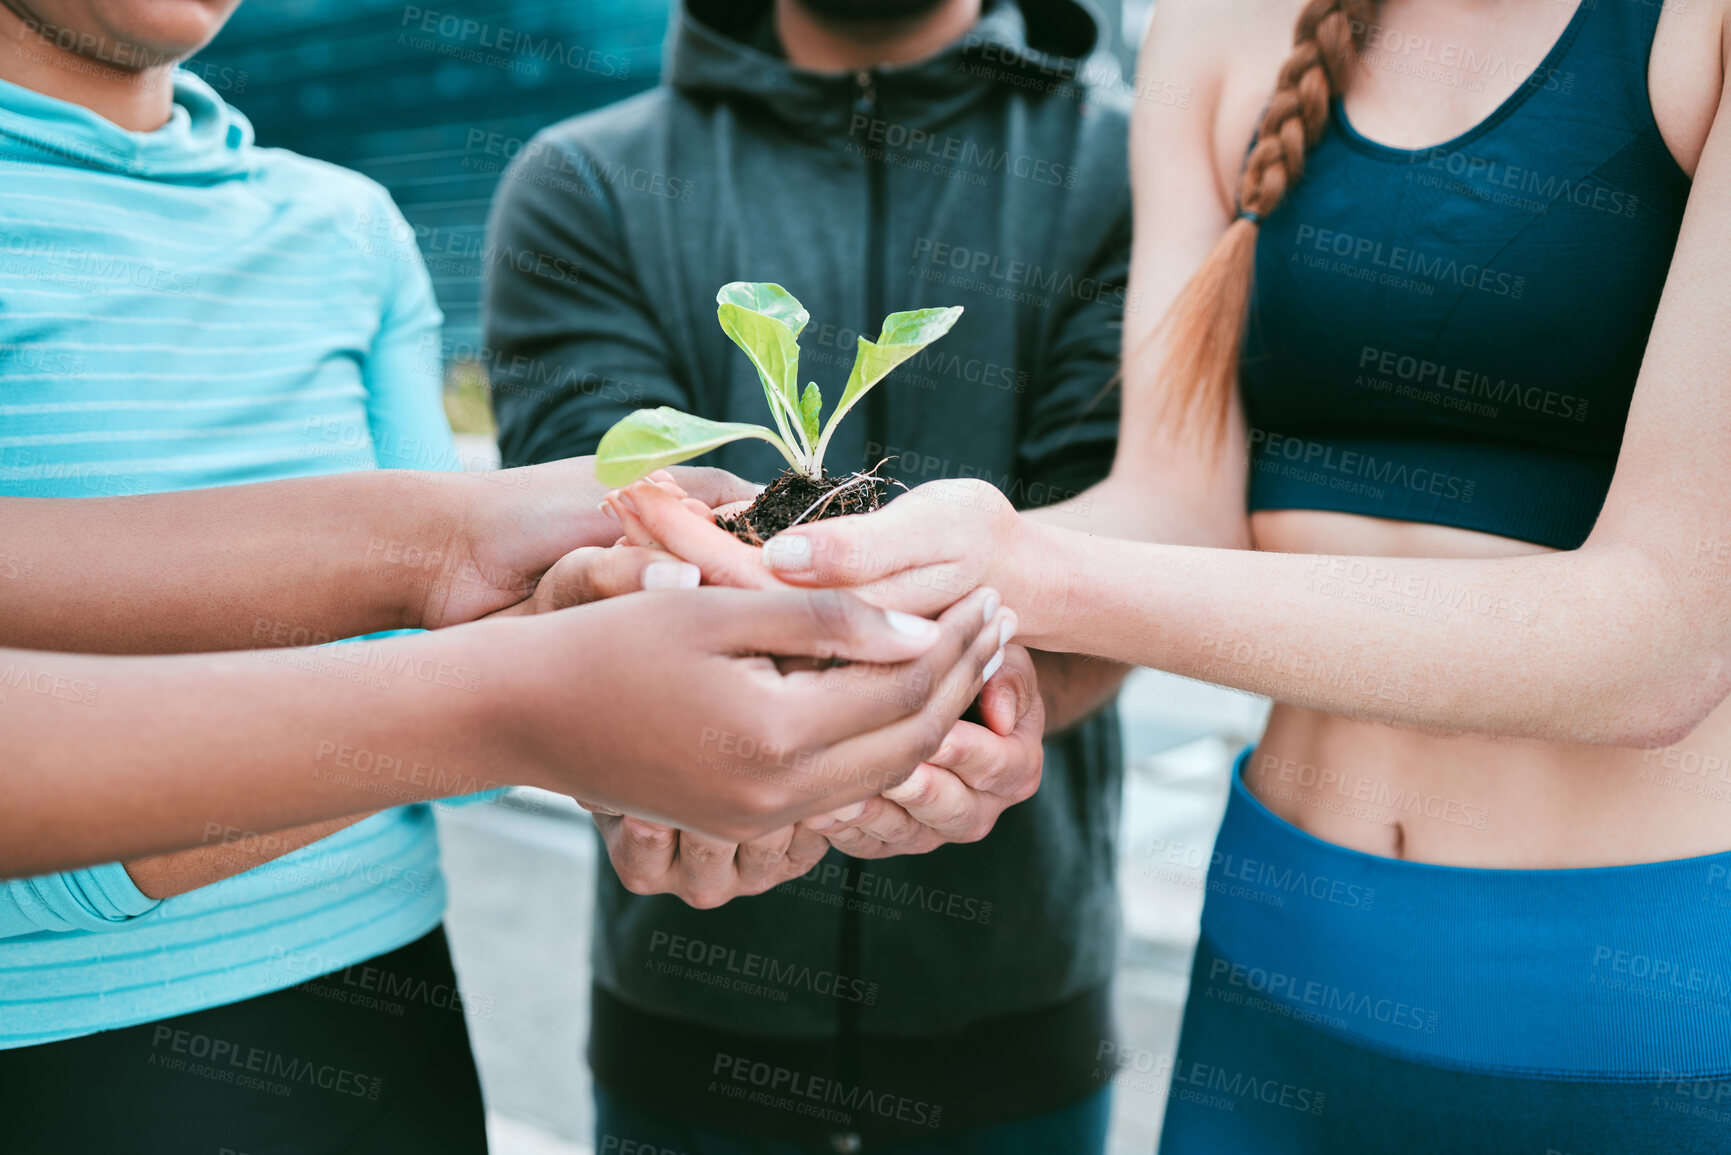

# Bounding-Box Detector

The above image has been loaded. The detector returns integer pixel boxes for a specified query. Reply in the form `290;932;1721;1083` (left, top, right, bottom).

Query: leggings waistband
1194;748;1731;1079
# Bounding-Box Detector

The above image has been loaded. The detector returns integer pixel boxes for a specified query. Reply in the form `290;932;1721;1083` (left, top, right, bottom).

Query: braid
1145;0;1376;444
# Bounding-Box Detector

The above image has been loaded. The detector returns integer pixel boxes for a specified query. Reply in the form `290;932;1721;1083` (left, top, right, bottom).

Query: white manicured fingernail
885;610;938;640
981;648;1004;683
982;588;1000;624
762;534;813;571
998;613;1017;647
642;561;700;590
598;500;620;525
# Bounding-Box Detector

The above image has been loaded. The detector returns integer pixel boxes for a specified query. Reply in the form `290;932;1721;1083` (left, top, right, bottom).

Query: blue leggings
594;1083;1111;1154
1157;750;1731;1154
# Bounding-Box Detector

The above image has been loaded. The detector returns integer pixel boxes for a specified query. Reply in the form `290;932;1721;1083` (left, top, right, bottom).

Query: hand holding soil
605;473;1030;621
600;474;789;593
584;476;1043;898
752;477;1032;619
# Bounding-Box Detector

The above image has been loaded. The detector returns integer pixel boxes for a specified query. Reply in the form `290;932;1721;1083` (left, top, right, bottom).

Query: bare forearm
0;459;723;655
0;472;448;654
1018;526;1725;747
124;814;375;899
1018;479;1217;736
0;630;518;877
1026;471;1251;553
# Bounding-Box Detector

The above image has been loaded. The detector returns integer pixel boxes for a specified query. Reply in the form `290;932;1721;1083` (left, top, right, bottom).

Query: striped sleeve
359;186;456;473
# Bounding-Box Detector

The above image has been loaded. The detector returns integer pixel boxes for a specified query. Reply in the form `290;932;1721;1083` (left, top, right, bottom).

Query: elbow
1612;704;1718;753
1606;712;1703;752
1566;546;1731;748
1594;667;1730;751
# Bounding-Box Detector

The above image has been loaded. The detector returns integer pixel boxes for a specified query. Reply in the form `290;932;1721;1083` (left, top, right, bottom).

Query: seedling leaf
815;305;963;467
594;406;799;486
716;282;810;454
595;287;963;489
716;281;810;337
799;381;822;448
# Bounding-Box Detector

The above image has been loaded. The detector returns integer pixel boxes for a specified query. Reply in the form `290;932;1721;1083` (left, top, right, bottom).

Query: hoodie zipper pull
853;69;877;119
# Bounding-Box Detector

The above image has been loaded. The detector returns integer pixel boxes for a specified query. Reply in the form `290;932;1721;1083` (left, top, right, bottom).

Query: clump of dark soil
720;468;887;544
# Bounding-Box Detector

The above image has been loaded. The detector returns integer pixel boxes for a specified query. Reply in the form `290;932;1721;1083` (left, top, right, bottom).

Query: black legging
0;926;487;1155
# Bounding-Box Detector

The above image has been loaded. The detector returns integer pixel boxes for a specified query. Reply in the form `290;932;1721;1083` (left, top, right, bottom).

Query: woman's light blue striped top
0;69;463;1048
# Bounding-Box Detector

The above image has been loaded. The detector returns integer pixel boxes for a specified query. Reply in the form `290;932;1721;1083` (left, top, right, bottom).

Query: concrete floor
437;670;1266;1155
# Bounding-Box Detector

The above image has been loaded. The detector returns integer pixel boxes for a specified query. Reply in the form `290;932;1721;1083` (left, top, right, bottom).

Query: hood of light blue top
0;68;254;183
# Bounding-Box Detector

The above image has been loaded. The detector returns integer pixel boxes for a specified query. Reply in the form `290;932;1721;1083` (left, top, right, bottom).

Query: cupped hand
592;814;830;908
604;475;1032;618
496;584;1013;841
587;638;1040;908
418;459;758;628
805;640;1042;857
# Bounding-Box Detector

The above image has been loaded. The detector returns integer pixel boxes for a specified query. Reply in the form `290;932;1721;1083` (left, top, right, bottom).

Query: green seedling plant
595;282;962;488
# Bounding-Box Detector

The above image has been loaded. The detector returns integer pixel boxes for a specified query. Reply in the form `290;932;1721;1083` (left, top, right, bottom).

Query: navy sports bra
1240;0;1690;549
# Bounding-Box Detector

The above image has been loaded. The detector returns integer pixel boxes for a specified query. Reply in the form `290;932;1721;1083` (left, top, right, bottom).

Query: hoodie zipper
831;67;880;1149
855;69;889;474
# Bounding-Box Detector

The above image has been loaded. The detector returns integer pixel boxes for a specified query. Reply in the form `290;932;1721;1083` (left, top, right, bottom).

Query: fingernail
598;500;620;525
885;610;938;640
882;766;928;803
648;470;675;483
615;491;639;515
981;588;1000;624
826;801;866;824
981;648;1005;683
805;815;836;831
762;534;812;571
998;611;1018;647
642;561;700;590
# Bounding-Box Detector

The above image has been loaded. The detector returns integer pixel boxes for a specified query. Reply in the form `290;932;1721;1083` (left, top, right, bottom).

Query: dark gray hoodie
485;0;1130;1144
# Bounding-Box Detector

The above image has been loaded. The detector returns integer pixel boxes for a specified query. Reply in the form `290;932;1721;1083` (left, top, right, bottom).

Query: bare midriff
1244;508;1731;868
